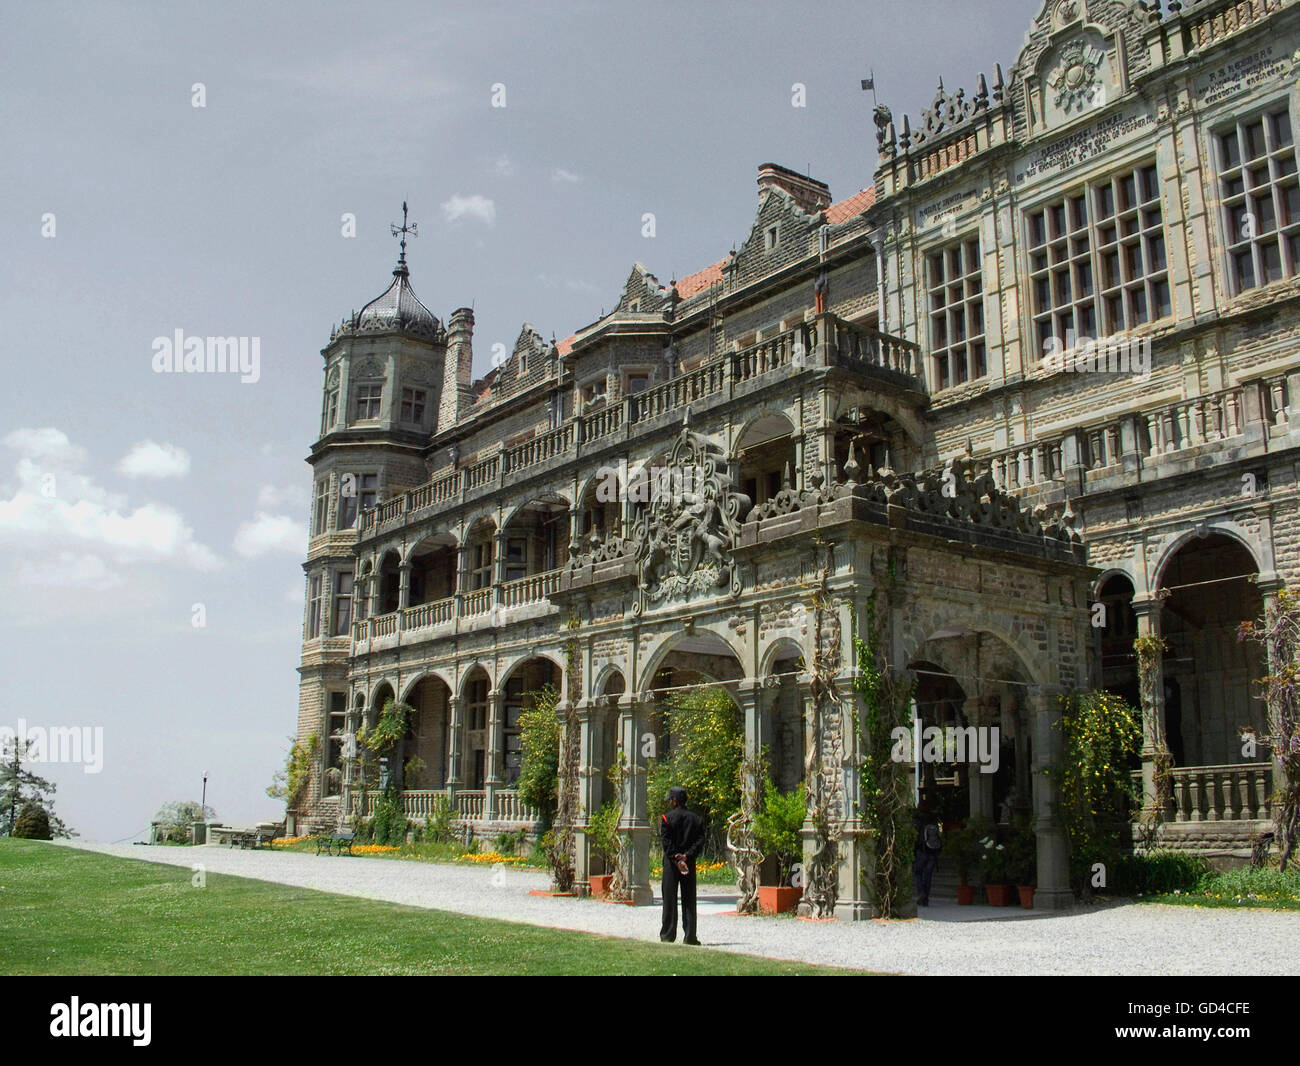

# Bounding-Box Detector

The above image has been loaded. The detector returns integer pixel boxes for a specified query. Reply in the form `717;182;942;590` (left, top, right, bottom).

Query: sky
1;0;1044;841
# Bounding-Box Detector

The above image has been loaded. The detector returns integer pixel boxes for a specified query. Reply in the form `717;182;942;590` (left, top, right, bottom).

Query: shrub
752;778;805;885
585;801;622;873
371;785;408;846
1115;850;1208;895
516;684;561;829
494;828;526;856
13;802;52;840
425;794;455;844
152;800;217;845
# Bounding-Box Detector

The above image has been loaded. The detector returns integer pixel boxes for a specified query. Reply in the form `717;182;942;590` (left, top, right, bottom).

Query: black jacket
660;806;705;862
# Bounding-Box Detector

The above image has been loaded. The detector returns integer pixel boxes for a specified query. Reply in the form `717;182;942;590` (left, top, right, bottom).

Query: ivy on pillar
1030;686;1074;910
1132;596;1169;818
446;695;464;794
574;697;603;887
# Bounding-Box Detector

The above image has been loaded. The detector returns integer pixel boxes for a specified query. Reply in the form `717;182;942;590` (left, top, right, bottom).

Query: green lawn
0;840;863;976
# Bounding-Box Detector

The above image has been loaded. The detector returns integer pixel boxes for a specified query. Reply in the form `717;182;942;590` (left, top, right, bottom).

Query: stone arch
734;411;798;509
399;668;456;704
1151;520;1267;595
1091;565;1135;600
457;662;495;700
592;662;629;699
498;650;566;691
759;636;806;677
636;626;749;697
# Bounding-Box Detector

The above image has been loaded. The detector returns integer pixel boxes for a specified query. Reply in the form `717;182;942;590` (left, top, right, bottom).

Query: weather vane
390;200;418;264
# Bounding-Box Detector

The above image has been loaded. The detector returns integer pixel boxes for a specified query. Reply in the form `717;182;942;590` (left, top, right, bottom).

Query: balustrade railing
1168;763;1273;823
501;568;562;608
456;790;486;820
401;597;455;632
580;401;624;443
505;422;575;472
494;790;540;823
463;588;492;616
371;612;398;637
1143;386;1245;455
464;454;500;491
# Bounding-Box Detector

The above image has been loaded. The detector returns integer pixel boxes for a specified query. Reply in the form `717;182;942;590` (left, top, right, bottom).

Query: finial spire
390;200;418;275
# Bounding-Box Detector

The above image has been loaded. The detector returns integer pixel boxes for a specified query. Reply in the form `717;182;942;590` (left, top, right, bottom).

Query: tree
646;686;743;855
0;736;73;838
13;802;52;840
516;684;561;829
153;800;217;844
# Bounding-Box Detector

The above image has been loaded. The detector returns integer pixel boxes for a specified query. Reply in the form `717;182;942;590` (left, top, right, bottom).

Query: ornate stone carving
1048;39;1106;114
630;420;751;614
353;357;384;380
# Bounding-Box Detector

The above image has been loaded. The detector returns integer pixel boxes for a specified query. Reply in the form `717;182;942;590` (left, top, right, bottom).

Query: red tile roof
674;259;727;299
826;187;875;224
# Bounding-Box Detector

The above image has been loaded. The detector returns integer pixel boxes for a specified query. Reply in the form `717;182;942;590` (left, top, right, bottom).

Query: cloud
233;512;304;558
491;155;517;178
257;483;309;509
0;428;219;583
551;168;582;184
441;194;496;225
117;440;191;479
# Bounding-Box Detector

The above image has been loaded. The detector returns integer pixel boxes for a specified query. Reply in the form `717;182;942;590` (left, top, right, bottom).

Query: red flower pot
956;884;975;905
589;874;614;899
758;885;802;915
984;883;1014;906
1017;885;1035;909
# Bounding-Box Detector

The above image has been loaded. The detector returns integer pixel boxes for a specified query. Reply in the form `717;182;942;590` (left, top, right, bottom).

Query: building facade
292;0;1300;916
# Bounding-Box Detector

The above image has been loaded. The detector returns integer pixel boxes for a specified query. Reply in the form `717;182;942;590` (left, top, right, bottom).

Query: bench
315;830;355;856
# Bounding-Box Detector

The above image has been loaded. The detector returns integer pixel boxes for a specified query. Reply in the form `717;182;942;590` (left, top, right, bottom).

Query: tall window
503;678;525;785
1217;108;1299;292
471;541;494;590
927;237;986;390
326;692;347;794
467;678;489;732
312;478;330;536
337;473;378;529
321;386;338;435
504;537;528;583
307;574;324;639
400;387;426;424
332;570;354;636
354;383;382;420
1027;162;1170;357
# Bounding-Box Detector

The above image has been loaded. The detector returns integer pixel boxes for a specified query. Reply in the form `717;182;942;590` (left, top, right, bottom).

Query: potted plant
1006;820;1037;908
944;822;983;905
979;832;1014;906
585;801;621;898
752;778;806;915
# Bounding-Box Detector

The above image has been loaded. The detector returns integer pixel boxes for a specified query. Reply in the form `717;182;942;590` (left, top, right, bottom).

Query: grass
0;840;864;976
1136;863;1300;911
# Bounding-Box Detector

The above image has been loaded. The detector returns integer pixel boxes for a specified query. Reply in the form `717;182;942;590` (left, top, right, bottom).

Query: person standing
660;785;705;944
913;801;942;907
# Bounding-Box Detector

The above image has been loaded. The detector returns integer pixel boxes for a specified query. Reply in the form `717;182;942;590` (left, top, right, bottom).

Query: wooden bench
315;830;354;856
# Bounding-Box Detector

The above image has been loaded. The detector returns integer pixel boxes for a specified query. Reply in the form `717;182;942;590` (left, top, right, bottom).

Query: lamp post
201;772;208;816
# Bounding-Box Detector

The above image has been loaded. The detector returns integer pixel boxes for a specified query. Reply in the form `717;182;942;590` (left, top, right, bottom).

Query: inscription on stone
1015;107;1155;183
1194;42;1294;106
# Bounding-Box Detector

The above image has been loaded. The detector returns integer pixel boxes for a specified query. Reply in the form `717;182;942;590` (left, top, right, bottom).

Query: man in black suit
660;785;705;944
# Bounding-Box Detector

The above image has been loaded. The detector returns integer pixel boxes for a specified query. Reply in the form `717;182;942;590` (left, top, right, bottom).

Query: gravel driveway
58;841;1297;975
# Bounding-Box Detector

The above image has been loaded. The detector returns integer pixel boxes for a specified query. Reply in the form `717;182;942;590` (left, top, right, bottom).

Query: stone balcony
357;314;924;540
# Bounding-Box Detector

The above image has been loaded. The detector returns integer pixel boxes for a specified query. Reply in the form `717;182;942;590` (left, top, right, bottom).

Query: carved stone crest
1048;39;1106;114
1054;0;1082;28
630;419;751;614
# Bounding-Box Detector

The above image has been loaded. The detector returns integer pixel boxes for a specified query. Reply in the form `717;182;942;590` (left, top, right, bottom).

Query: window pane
1245;121;1266;160
1233;249;1255;290
1220;131;1241;169
1274;111;1294;148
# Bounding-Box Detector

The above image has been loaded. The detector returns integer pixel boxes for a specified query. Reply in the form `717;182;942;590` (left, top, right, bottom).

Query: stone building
292;0;1299;915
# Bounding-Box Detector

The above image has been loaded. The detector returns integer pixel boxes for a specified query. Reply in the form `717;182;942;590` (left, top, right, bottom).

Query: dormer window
625;372;650;395
400;387;426;424
627;299;641;312
354;383;382;420
765;225;780;251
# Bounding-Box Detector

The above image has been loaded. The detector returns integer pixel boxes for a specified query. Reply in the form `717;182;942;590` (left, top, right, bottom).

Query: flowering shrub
459;850;527;865
353;844;401;854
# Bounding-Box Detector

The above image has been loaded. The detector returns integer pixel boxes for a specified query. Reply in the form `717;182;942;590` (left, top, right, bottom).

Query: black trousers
660;860;697;942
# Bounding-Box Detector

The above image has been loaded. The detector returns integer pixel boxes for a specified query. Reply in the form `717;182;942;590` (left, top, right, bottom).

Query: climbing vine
726;751;766;915
849;582;917;918
802;568;843;918
1133;633;1172;851
1239;588;1300;871
544;615;582;892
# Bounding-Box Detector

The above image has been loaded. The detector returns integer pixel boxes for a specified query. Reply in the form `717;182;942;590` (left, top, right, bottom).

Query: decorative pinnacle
390;200;418;274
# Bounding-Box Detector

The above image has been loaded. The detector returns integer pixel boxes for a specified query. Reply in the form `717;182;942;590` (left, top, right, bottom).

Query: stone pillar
1133;597;1167;816
398;561;411;609
832;676;883;921
575;697;603;886
492;530;508;609
738;677;770;785
1030;687;1073;910
618;696;653;905
446;696;464;793
966;698;995;822
484;690;504;819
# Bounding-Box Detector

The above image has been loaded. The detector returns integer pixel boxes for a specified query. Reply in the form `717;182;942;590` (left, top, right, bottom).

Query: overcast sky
1;1;1041;841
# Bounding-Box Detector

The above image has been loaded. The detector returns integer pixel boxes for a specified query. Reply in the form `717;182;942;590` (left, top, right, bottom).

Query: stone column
575;697;603;886
446;696;464;794
832;676;883;921
966;698;996;822
1029;687;1073;910
1133;596;1167;816
484;690;504;819
492;530;508;609
398;561;411;609
618;696;653;905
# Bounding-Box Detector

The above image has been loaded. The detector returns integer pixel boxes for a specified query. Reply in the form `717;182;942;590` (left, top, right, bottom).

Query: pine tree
0;736;74;838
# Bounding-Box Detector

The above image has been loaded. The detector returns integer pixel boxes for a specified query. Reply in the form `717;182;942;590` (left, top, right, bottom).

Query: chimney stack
440;307;475;432
756;163;831;215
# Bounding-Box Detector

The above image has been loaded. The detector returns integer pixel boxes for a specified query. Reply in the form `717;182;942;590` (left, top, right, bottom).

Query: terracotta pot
758;885;802;915
984;883;1014;907
1017;885;1035;909
589;874;614;899
956;884;975;905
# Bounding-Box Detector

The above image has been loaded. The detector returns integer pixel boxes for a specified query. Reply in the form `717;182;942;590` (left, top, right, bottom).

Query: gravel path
58;841;1297;975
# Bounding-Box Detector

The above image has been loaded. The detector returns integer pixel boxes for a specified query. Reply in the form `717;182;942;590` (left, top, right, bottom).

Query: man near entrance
660;786;705;944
